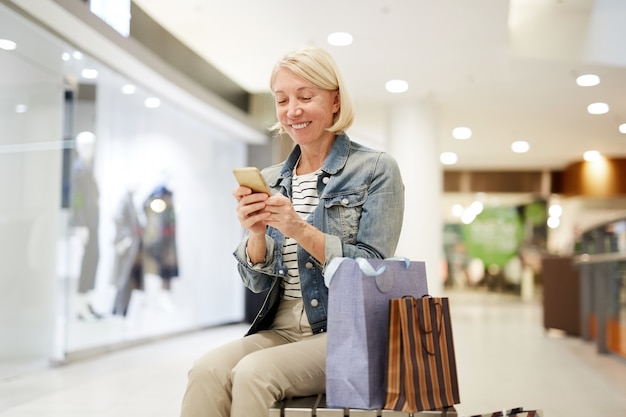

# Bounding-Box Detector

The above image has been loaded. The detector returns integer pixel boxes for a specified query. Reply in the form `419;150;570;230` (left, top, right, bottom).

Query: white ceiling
133;0;626;171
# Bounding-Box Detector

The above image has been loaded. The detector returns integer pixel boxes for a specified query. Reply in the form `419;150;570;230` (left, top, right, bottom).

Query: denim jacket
233;134;404;335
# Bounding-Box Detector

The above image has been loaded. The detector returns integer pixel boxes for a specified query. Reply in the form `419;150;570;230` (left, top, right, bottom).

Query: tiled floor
0;290;625;416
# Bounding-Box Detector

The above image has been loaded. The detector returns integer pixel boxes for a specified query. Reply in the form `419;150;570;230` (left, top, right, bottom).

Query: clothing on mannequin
70;131;101;320
143;183;179;309
111;189;144;317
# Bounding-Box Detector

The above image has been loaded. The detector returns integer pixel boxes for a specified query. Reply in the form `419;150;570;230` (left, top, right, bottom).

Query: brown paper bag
384;296;460;412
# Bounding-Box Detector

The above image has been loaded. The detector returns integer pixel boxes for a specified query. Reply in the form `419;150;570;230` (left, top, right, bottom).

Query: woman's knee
231;351;276;390
187;350;231;385
231;351;262;378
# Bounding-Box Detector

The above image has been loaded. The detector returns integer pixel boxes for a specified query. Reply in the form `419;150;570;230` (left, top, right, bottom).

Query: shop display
111;189;144;316
70;131;102;320
143;183;179;295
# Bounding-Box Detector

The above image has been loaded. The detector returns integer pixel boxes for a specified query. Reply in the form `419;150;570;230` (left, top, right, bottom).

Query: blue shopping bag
325;257;429;410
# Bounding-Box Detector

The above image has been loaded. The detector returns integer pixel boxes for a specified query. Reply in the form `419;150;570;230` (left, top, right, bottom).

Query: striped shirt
281;169;321;300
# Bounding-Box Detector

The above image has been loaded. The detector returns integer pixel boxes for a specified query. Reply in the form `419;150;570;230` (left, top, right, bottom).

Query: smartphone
233;167;271;195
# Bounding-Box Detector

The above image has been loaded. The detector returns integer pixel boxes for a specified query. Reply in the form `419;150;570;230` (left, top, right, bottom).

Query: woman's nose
287;105;302;118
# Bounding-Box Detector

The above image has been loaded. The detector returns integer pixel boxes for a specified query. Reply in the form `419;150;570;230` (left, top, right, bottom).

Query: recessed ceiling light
145;97;161;108
15;104;28;113
61;52;71;61
440;152;458;165
583;150;601;162
576;74;600;87
452;127;472;140
0;39;17;51
327;32;353;46
587;102;609;115
122;84;136;94
385;79;408;93
511;140;529;153
81;68;98;79
72;51;83;60
619;123;626;134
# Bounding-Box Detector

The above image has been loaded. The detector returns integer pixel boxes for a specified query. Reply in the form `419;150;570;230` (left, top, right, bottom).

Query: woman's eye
301;97;312;102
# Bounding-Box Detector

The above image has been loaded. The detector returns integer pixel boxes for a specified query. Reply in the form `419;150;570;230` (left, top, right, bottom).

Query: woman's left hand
263;193;307;238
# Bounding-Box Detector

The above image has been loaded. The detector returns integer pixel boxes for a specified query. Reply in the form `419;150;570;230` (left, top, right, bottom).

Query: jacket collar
277;133;350;182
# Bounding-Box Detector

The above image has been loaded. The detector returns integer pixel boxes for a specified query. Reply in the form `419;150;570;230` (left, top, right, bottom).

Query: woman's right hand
232;186;271;235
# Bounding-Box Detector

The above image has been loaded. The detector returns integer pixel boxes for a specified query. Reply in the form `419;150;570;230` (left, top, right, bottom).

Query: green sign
462;207;524;268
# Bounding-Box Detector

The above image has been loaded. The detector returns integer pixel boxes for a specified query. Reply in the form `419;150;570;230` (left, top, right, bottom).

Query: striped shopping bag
384;296;460;412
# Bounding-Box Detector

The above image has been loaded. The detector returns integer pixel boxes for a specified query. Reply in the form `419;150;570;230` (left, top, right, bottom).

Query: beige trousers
179;299;327;417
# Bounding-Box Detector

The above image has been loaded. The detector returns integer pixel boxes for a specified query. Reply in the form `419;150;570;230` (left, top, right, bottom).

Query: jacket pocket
323;188;367;243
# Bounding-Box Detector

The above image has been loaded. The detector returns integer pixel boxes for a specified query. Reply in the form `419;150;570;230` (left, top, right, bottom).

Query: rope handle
414;296;443;356
324;256;411;288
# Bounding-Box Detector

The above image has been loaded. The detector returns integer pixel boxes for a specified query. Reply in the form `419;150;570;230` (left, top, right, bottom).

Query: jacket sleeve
233;233;280;293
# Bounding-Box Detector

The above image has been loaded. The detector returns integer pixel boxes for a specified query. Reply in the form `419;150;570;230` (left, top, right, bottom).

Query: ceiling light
583;150;601;162
511;141;529;153
15;104;28;113
452;127;472;140
327;32;353;46
61;52;71;61
72;51;83;60
122;84;136;94
440;152;458;165
145;97;161;108
0;39;17;50
619;123;626;134
81;68;98;79
576;74;600;87
587;102;609;115
385;80;408;93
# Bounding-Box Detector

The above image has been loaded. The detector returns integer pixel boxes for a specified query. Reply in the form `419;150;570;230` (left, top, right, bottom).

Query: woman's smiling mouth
291;122;310;129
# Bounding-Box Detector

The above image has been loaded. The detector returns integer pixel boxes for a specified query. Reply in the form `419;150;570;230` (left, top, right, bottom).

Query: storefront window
0;3;252;377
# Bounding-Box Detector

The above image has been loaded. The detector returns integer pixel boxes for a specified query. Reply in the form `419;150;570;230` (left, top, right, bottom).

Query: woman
180;46;404;417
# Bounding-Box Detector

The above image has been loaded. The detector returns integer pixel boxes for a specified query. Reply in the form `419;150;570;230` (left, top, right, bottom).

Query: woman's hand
232;186;270;236
233;187;324;264
263;193;307;238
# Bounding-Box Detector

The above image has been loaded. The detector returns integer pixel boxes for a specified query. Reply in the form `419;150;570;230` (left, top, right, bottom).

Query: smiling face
272;68;340;148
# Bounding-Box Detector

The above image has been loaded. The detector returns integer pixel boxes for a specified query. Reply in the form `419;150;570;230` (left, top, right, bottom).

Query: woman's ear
332;91;341;114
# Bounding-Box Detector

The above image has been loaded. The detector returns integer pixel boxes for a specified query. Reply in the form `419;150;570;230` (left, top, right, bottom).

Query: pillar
388;99;443;295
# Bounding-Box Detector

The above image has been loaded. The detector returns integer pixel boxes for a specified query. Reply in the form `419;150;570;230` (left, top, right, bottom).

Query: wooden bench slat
271;394;460;417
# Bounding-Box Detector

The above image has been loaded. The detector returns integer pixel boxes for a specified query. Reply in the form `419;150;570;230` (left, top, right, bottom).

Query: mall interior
0;1;625;416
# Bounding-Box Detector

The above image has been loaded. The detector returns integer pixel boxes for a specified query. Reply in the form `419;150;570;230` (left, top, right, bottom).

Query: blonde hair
269;47;354;135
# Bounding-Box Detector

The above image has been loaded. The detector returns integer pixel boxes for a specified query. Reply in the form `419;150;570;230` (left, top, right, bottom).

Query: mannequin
111;187;144;316
71;131;101;320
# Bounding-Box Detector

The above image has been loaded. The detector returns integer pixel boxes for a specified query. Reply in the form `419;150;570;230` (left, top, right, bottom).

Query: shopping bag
384;296;460;412
325;257;429;410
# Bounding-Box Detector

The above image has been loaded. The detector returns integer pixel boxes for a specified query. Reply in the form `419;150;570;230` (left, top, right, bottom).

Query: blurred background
0;2;624;412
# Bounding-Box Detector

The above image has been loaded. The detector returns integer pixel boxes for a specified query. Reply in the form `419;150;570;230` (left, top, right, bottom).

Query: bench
270;394;457;417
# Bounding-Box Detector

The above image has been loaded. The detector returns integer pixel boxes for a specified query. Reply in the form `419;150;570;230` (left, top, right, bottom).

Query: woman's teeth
292;122;309;129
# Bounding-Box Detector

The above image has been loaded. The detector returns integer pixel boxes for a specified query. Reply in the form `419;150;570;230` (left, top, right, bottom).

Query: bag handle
417;296;443;356
323;256;411;288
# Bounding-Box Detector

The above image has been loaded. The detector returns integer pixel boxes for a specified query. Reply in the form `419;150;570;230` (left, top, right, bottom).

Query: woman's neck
295;157;323;175
296;135;334;175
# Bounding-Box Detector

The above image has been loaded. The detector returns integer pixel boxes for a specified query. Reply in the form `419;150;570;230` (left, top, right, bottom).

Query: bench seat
270;394;457;417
